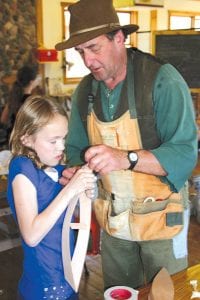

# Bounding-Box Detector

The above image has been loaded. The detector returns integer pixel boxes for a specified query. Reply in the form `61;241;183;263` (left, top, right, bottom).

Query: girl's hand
59;166;80;186
65;165;97;198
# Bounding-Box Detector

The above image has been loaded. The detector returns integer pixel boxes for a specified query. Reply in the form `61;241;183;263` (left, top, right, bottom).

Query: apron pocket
129;202;183;241
93;198;110;233
94;199;183;241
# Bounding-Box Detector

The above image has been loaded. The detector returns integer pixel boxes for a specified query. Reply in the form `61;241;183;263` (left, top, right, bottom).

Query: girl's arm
12;167;96;247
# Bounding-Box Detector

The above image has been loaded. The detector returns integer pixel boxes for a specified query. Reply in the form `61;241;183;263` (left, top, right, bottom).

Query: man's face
75;31;125;83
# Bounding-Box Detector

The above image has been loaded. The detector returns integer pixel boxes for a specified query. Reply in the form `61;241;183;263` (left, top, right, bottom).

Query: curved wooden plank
62;193;91;292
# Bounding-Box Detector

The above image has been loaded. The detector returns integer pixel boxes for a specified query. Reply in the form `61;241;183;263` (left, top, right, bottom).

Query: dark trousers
101;230;188;290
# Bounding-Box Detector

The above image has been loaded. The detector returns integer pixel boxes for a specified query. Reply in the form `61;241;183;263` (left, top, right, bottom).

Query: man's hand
84;144;130;175
59;166;80;186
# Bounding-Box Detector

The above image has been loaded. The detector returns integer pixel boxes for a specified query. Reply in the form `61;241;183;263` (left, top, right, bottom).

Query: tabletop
138;264;200;300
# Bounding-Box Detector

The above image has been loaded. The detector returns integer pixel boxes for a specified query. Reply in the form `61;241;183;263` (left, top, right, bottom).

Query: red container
110;289;132;299
104;286;138;300
37;49;58;62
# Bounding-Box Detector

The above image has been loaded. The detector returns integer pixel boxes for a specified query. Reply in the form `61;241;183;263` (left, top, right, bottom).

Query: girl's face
23;114;68;167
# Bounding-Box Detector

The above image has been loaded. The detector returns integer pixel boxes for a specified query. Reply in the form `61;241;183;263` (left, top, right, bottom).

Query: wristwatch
127;151;138;170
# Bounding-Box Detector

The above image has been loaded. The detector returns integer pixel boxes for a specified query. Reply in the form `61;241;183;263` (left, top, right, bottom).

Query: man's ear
20;134;32;147
115;30;126;44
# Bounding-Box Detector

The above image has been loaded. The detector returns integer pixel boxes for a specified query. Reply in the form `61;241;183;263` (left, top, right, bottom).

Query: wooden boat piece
148;267;174;300
62;192;91;292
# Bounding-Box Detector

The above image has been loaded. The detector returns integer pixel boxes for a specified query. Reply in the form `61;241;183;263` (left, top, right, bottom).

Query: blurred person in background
0;65;41;140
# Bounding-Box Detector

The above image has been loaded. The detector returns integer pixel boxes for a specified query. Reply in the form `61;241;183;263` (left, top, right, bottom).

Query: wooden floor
0;215;199;300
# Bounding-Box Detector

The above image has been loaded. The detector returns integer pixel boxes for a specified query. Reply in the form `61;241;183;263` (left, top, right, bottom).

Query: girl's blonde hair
9;95;68;168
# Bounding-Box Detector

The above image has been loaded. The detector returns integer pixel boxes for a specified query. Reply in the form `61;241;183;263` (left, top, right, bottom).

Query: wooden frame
36;0;43;48
62;193;91;292
35;0;45;90
168;10;200;30
134;0;164;7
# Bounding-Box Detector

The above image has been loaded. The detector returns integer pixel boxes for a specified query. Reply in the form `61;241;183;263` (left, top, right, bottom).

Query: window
63;9;89;82
118;12;131;46
61;3;137;83
169;11;200;30
170;16;191;30
195;16;200;30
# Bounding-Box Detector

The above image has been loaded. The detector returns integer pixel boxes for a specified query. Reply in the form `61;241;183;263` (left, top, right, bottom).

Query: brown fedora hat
55;0;139;50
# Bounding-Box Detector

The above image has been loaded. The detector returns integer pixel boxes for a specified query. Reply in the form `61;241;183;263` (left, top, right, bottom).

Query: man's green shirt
66;50;197;192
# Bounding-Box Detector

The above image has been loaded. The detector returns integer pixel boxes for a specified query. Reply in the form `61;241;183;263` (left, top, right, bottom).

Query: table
138;264;200;299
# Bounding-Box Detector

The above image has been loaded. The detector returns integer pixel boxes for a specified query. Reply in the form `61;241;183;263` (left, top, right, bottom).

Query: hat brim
55;24;139;50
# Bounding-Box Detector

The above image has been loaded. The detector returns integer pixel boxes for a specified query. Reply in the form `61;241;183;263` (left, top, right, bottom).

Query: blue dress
7;156;77;300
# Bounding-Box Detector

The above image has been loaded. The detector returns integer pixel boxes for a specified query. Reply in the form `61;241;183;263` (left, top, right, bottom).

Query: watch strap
127;151;138;170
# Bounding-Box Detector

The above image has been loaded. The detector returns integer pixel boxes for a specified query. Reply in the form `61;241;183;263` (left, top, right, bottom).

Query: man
55;0;197;290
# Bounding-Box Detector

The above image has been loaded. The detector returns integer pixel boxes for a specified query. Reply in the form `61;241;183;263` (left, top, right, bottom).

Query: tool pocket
93;198;111;233
93;198;183;241
129;201;183;241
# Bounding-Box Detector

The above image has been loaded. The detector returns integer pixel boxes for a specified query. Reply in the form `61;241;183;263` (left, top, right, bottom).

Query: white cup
104;286;139;300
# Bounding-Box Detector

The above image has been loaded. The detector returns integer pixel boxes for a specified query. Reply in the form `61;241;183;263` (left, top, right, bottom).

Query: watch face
129;152;138;162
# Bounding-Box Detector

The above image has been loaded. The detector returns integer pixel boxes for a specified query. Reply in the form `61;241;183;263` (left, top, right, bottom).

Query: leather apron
88;109;184;241
85;49;184;242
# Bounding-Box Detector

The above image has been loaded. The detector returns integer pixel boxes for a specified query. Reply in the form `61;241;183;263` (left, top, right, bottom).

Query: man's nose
83;52;93;68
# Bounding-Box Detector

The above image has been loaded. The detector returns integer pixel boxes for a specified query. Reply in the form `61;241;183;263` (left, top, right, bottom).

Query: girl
7;95;96;300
